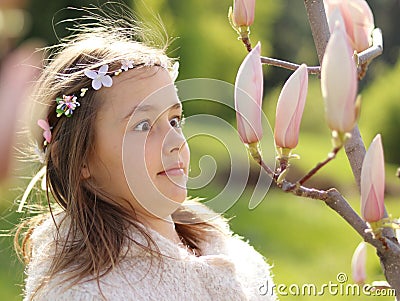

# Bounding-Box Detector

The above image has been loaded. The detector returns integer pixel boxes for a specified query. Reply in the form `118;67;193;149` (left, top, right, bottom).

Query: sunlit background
0;0;399;300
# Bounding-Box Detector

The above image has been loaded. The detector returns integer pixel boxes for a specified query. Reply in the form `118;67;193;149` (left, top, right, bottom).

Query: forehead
97;66;180;121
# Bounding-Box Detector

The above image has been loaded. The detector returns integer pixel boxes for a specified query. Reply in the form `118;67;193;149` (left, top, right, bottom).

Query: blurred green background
1;0;400;300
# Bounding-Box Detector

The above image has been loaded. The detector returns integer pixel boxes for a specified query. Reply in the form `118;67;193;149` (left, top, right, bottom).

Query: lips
158;162;186;177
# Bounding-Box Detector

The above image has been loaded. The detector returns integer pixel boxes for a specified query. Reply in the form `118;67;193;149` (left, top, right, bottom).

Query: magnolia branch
260;156;400;295
259;28;383;76
301;0;399;296
297;146;341;185
357;28;383;65
260;56;321;75
293;183;400;293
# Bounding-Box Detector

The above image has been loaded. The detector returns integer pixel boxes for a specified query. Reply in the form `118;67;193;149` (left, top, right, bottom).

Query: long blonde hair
15;7;218;299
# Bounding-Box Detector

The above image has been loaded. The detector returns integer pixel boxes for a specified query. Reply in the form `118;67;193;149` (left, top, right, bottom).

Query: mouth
158;168;185;177
157;162;186;177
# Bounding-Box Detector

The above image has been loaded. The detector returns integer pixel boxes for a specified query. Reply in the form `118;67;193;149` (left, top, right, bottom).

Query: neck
137;213;181;244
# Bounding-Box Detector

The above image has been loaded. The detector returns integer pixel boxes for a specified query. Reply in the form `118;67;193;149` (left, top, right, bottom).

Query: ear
81;163;91;179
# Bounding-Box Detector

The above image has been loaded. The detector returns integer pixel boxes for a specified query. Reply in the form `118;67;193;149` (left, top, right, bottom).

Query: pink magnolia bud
321;22;358;134
235;41;263;144
324;0;375;52
361;134;385;223
232;0;255;27
351;242;367;284
274;64;308;149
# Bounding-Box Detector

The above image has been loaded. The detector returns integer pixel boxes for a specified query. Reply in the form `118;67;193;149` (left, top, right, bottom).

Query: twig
259;28;382;77
297;146;341;185
260;160;275;178
357;28;383;66
241;36;252;52
260;56;321;75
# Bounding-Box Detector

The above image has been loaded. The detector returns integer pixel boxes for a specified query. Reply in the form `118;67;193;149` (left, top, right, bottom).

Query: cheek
123;134;153;189
143;136;160;175
91;138;124;184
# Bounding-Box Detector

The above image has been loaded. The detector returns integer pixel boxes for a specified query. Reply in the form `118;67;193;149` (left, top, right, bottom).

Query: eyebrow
123;103;182;121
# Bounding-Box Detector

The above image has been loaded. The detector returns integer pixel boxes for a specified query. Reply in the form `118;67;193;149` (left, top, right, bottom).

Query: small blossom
351;242;367;284
321;22;358;135
232;0;256;27
84;65;113;90
274;64;308;149
56;95;81;117
235;42;263;144
80;88;88;97
361;134;385;223
37;119;52;144
121;59;134;71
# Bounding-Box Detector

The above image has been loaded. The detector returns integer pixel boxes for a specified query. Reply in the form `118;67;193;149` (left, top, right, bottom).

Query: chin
162;187;187;204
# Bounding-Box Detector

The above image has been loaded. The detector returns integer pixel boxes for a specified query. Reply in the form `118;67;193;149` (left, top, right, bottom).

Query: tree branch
259;27;382;78
297;146;341;185
357;28;383;65
343;127;366;191
303;0;330;65
302;1;398;295
260;56;321;75
276;174;400;297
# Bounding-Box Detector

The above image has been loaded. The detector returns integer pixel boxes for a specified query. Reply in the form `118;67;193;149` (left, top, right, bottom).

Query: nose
162;126;187;155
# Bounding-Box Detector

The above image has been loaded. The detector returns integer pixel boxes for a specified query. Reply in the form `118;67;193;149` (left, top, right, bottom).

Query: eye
133;120;152;131
170;115;185;128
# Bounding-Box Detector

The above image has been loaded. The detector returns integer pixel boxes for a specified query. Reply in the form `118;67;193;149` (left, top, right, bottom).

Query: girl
16;10;276;301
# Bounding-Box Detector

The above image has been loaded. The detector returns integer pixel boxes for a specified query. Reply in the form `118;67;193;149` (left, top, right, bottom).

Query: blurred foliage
1;0;399;300
359;60;400;165
24;0;130;45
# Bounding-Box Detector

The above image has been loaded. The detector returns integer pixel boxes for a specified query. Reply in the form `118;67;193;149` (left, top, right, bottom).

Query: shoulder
184;202;276;299
185;202;277;300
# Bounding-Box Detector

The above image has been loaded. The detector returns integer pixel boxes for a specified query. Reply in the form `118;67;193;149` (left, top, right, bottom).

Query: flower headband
38;61;179;147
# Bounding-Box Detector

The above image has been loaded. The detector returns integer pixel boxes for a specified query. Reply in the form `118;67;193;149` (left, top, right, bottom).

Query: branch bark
303;0;330;65
260;56;321;75
357;28;384;65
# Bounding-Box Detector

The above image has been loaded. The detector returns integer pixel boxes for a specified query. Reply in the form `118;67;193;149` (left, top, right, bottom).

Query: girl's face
88;67;189;219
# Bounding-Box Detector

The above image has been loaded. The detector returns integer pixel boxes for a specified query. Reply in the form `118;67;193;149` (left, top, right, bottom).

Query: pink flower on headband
56;95;80;117
37;119;52;144
84;65;113;90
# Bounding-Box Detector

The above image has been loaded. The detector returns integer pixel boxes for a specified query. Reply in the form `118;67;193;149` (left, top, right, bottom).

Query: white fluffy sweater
23;212;277;301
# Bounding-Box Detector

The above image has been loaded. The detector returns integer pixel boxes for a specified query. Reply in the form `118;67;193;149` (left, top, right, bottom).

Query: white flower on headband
170;62;179;82
84;65;113;90
121;60;134;71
